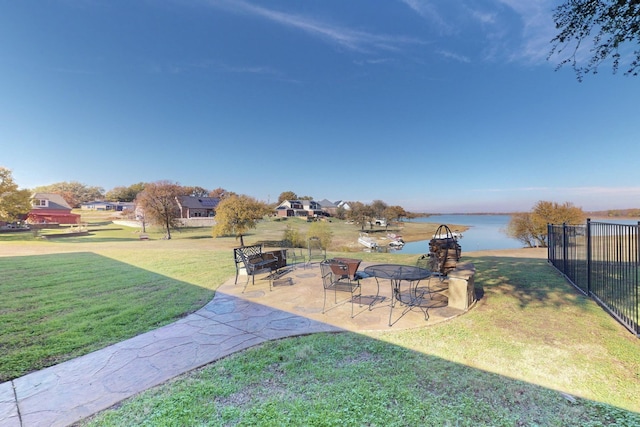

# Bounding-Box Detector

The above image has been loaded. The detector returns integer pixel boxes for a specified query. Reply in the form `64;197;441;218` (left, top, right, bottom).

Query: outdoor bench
233;244;287;290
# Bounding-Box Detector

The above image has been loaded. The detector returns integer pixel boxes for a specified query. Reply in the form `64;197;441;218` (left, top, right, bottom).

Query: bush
282;225;305;248
307;222;332;249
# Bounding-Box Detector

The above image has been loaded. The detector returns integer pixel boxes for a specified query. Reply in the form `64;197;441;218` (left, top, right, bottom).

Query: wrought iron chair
320;259;362;317
286;247;306;269
415;254;448;298
306;237;326;267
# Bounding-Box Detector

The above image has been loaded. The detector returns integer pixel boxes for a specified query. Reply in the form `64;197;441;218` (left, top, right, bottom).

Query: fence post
547;223;551;261
636;222;639;335
586;218;591;296
562;223;568;275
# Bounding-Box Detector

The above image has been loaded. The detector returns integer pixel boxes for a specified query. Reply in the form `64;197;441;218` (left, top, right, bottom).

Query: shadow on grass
80;295;640;426
468;255;592;310
0;252;215;382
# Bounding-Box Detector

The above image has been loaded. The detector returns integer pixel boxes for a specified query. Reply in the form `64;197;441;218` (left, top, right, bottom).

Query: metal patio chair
320;259;362;317
306;237;326;267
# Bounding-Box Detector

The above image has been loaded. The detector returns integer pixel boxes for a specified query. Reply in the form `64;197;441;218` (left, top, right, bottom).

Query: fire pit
427;224;461;275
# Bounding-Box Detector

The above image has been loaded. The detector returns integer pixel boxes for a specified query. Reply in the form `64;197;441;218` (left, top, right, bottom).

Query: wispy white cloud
399;0;453;35
208;0;426;53
150;58;280;76
437;50;471;63
353;58;394;66
470;9;497;25
400;0;558;66
494;0;558;64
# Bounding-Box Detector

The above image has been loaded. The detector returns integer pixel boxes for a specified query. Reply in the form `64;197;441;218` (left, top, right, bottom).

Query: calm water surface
386;215;640;255
397;214;524;254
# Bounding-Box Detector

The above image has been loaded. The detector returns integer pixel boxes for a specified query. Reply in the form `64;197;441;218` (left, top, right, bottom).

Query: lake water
395;214;524;254
381;215;640;255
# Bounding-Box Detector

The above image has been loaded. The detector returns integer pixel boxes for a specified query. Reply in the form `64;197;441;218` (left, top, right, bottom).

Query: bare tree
135;181;183;239
371;200;388;219
550;0;640;80
183;186;210;198
348;202;375;231
209;187;229;199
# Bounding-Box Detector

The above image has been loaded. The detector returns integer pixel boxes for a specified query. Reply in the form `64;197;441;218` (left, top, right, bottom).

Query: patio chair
320;259;362;317
415;254;447;297
286;247;306;269
306;237;326;267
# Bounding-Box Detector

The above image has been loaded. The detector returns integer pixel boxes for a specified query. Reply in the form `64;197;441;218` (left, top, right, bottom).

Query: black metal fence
548;219;639;337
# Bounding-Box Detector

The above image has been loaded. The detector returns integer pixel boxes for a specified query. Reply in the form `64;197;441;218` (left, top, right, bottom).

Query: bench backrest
234;244;263;267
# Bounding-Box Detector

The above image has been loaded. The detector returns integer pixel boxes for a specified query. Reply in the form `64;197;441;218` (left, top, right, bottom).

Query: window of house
32;199;48;207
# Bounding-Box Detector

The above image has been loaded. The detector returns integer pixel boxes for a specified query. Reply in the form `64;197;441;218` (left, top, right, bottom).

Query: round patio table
363;264;432;326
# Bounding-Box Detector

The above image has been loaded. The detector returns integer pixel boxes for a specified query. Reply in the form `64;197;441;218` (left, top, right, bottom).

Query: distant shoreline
587;216;640;222
412;213;640;222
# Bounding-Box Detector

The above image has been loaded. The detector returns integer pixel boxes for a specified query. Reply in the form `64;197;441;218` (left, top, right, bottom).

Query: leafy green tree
212;195;270;246
507;201;585;247
0;167;31;223
278;191;297;204
550;0;640;80
384;205;408;223
33;181;104;207
105;182;145;202
135;181;183;239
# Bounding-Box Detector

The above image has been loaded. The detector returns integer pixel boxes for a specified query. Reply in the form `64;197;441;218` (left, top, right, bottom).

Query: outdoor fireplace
428;224;462;275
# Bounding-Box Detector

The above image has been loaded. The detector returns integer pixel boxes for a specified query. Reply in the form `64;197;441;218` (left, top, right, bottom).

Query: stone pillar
447;263;476;310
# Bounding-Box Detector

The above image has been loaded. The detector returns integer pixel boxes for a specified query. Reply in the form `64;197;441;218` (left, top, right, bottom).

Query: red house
27;193;81;225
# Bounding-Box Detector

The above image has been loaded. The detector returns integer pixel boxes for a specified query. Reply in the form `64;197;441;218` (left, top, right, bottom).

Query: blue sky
2;1;639;213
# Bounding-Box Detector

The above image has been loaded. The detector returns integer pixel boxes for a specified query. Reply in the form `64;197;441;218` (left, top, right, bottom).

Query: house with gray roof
28;193;81;224
175;196;220;218
275;200;323;218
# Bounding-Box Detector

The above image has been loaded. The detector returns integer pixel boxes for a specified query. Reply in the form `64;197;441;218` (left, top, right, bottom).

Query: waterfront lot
1;216;639;425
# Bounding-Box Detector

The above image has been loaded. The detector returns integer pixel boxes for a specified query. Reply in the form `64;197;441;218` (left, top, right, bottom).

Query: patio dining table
363;264;432;326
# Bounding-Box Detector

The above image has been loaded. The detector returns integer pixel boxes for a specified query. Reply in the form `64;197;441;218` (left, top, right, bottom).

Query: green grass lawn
1;218;639;425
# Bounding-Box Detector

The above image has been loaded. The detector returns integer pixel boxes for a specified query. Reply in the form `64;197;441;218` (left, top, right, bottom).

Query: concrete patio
227;260;471;331
0;260;473;427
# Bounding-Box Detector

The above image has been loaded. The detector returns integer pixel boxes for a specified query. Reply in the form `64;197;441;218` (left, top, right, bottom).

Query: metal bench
233;245;286;292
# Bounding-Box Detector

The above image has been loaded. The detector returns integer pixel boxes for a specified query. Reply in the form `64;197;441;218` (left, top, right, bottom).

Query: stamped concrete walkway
0;262;466;427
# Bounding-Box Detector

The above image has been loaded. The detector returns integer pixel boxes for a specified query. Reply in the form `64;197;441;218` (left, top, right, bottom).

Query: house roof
81;201;135;207
317;199;337;208
176;196;220;209
31;193;72;210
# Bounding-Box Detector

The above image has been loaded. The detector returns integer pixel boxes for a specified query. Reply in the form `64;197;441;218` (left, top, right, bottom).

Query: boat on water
358;233;378;249
388;239;405;248
387;233;405;248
